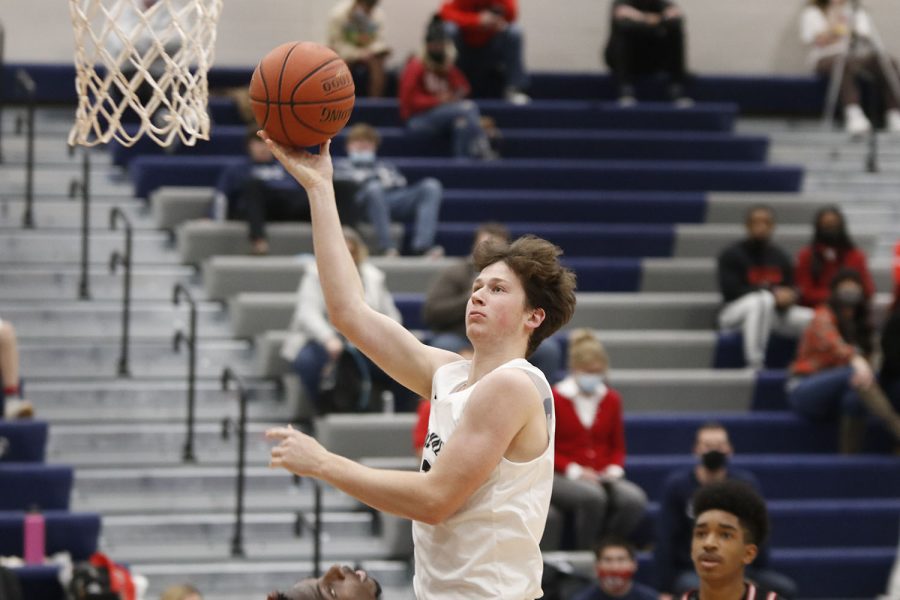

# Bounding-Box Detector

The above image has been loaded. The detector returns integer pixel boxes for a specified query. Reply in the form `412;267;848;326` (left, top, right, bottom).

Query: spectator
656;423;797;599
438;0;530;103
422;222;562;382
795;206;875;308
280;228;403;412
0;319;32;420
885;522;900;600
160;584;202;600
800;0;900;135
682;480;785;600
603;0;691;106
880;283;900;407
717;205;814;369
787;269;900;453
267;564;382;599
398;16;495;159
214;130;311;255
571;536;658;600
334;124;444;257
551;329;647;550
327;0;391;98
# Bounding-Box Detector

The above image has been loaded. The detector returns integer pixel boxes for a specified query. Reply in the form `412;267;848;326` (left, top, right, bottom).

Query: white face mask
348;149;376;164
575;374;605;395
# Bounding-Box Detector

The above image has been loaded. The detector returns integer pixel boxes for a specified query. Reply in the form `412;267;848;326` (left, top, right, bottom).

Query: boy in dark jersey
682;480;782;600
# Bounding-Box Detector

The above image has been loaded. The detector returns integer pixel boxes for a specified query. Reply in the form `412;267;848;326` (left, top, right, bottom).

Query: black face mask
427;50;446;64
700;450;728;471
818;230;842;247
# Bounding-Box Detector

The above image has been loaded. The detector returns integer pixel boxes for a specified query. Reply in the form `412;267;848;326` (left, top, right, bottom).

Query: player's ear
742;542;758;566
525;307;545;331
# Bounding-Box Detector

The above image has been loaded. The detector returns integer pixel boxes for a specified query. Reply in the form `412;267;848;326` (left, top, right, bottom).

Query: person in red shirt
794;206;875;308
438;0;529;103
398;16;494;159
787;269;900;453
551;329;647;550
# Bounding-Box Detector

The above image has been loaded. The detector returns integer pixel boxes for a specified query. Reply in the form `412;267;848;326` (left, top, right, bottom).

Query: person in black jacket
881;284;900;407
717;205;813;369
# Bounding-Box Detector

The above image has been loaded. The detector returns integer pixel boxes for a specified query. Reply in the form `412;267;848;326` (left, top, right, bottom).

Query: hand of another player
259;132;334;193
267;425;329;477
663;6;682;20
324;336;344;360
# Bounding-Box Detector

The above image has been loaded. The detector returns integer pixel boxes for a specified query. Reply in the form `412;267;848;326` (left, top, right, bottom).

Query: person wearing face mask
787;269;900;453
794;206;875;308
266;564;382;600
398;15;496;159
327;0;391;98
717;205;814;369
549;329;647;551
571;536;658;600
656;423;797;600
333;123;444;257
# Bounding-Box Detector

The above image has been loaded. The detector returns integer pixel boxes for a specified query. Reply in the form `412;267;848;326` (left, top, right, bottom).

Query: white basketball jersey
413;358;555;599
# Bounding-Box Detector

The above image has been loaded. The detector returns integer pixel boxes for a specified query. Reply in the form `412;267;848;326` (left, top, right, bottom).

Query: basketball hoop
68;0;223;148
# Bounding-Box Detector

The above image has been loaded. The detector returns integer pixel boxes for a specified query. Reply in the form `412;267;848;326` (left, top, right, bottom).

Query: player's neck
698;577;748;600
468;344;525;386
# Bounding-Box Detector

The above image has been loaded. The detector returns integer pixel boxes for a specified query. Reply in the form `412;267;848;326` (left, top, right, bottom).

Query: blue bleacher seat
773;546;895;599
0;421;48;463
752;370;790;411
11;565;65;600
0;464;73;511
0;511;101;560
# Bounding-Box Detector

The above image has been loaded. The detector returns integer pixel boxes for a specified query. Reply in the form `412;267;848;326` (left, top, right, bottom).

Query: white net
68;0;223;148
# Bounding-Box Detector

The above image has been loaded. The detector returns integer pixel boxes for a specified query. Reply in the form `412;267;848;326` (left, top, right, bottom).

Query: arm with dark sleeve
881;311;900;379
718;245;754;302
422;263;472;331
777;246;796;288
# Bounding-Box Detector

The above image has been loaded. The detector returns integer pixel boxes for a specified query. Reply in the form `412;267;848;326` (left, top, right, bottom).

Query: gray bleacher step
30;379;287;423
0;267;197;301
704;193;845;224
135;560;412;597
1;300;231;339
1;139;113;166
0;230;175;264
0;165;132;197
674;224;879;257
610;368;755;412
0;199;152;230
151;186;215;230
20;339;254;378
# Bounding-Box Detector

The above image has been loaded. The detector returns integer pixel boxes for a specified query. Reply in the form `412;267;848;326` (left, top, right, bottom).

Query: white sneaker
3;398;34;419
504;89;531;105
844;104;872;137
887;109;900;133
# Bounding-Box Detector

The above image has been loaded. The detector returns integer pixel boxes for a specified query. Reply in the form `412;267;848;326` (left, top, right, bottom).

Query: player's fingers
320;139;332;157
265;426;293;440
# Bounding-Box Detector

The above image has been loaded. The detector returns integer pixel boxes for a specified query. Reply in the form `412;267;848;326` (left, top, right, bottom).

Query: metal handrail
74;149;92;299
0;21;6;163
109;207;133;377
221;367;248;558
14;69;36;228
173;283;198;463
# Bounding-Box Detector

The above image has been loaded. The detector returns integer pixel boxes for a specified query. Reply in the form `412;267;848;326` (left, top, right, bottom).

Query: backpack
68;552;135;600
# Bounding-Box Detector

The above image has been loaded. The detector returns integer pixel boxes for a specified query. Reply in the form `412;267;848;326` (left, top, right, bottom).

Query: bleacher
2;60;898;599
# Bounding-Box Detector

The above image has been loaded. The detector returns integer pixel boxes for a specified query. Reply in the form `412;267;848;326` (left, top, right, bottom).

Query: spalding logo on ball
249;41;356;148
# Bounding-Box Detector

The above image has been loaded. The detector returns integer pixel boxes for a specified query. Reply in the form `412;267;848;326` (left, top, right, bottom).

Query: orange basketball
249;41;355;148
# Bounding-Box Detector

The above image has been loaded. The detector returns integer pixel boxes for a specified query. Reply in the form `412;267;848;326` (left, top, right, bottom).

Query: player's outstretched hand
259;131;334;193
266;424;329;477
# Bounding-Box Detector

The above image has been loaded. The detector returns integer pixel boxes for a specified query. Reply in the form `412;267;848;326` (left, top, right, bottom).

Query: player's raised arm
261;134;457;398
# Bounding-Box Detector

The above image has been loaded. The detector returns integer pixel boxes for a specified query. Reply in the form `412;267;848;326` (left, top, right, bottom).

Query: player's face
269;564;381;600
691;509;757;585
467;261;539;344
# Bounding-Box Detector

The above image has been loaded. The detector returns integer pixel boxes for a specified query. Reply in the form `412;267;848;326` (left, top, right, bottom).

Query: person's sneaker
250;239;269;256
504;88;531;105
618;84;637;107
3;398;34;420
844;104;872;137
423;246;445;260
382;248;400;258
887;109;900;133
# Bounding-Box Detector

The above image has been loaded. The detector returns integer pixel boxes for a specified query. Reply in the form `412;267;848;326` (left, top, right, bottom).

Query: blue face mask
349;149;376;164
575;374;605;395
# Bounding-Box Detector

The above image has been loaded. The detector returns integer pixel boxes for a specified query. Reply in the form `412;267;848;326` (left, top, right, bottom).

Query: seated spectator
333;124;444;257
422;222;562;382
280;228;404;413
438;0;530;103
603;0;691;106
267;564;382;599
160;584;202;600
572;536;658;600
328;0;391;98
0;319;32;420
213;130;311;255
800;0;900;135
787;269;900;453
881;284;900;406
717;205;813;369
398;16;495;159
551;329;647;550
795;205;875;308
656;423;797;599
682;480;786;600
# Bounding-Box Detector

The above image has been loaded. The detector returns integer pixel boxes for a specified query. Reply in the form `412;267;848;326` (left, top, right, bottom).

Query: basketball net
67;0;223;148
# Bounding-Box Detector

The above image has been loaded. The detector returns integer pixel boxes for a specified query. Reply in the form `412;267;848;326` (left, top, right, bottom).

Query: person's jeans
235;179;311;242
291;341;331;406
605;17;687;89
357;178;443;253
550;474;647;549
406;100;488;158
788;366;866;420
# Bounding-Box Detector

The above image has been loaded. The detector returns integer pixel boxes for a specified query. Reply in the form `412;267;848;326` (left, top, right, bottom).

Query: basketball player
263;134;577;599
267;564;381;599
683;480;782;600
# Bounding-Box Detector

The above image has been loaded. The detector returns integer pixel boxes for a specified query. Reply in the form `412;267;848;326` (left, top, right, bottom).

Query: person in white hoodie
800;0;900;135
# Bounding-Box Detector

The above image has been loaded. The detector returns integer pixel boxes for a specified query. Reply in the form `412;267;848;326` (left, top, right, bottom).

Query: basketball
249;41;356;148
